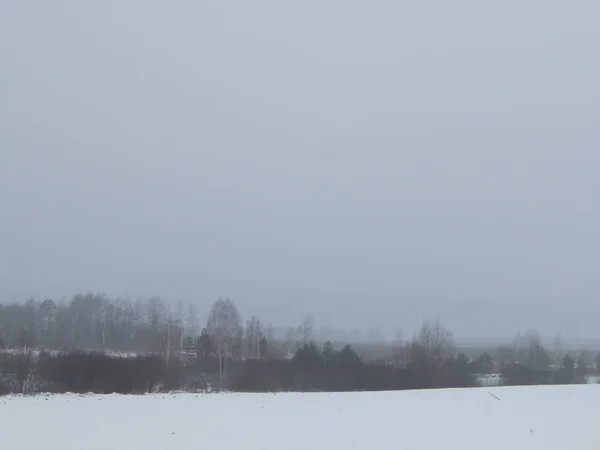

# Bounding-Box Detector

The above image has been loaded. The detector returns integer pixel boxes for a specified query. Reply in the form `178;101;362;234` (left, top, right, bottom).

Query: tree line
0;310;475;394
1;294;598;395
0;294;195;354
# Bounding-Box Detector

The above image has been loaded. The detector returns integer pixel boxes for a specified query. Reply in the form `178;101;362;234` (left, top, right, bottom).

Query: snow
1;385;599;449
585;374;600;384
476;373;503;386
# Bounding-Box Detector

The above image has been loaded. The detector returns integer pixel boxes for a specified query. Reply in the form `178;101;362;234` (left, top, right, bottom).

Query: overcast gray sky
1;0;599;339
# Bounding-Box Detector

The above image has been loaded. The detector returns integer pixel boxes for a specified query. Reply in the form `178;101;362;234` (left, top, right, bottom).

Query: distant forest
1;293;599;395
0;294;387;353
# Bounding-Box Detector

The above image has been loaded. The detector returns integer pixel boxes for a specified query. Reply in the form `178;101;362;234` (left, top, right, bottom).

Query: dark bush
501;362;552;386
37;351;182;394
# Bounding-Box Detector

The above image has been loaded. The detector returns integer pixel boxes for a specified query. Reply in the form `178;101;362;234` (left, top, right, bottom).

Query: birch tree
206;298;242;389
186;303;199;343
147;297;168;353
300;315;314;344
391;329;404;368
416;318;454;362
245;316;263;359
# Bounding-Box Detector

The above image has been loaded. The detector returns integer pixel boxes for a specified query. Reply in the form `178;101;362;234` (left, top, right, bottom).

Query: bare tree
14;328;35;393
513;329;550;369
496;344;516;368
159;316;182;366
38;299;58;348
263;323;275;358
147;297;168;329
245;316;264;359
186;303;199;343
552;334;563;367
391;329;404;368
175;301;186;348
519;329;540;366
266;323;275;342
206;298;242;389
147;297;168;353
415;318;454;362
299;315;314;344
283;326;298;354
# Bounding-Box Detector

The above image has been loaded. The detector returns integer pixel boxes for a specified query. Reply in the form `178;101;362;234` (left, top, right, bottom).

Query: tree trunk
257;332;260;360
223;343;228;390
217;341;223;390
166;321;171;366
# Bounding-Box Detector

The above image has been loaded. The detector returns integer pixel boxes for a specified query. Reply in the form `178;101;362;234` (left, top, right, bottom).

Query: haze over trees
206;298;243;388
1;294;599;395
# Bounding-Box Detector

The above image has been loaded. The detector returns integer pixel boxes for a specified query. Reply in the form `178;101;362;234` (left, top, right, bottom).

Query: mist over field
1;7;600;450
2;2;599;342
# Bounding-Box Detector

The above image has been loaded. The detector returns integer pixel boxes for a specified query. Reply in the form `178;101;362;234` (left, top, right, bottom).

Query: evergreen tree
335;344;361;365
322;341;336;363
195;328;215;357
293;342;323;367
562;354;575;371
476;351;493;374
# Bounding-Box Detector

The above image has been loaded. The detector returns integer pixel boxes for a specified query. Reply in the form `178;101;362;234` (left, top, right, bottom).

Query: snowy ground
476;373;503;386
1;385;599;450
585;374;600;384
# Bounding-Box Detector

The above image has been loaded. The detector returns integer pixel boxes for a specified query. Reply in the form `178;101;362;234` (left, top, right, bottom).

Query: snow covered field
1;385;599;449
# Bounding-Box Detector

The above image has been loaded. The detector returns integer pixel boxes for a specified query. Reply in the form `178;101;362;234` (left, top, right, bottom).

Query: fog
1;0;599;339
